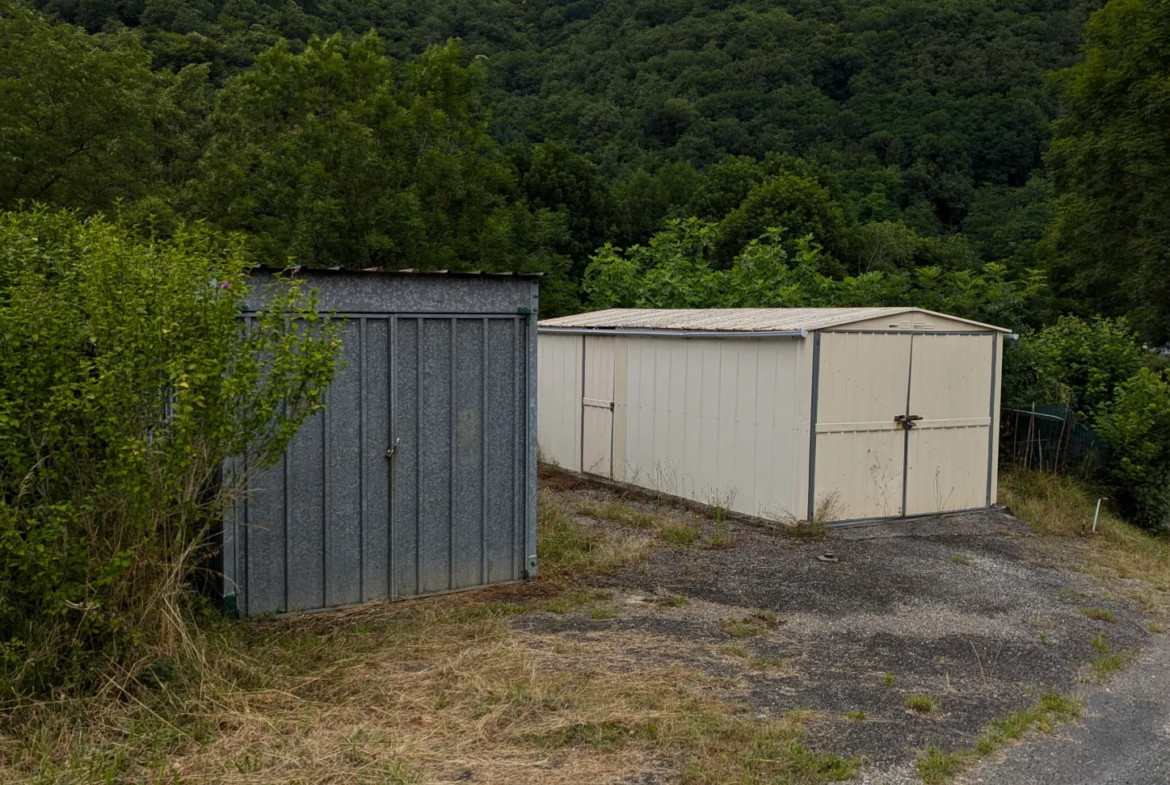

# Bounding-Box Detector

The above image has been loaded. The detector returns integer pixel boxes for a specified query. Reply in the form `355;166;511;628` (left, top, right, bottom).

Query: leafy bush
1007;317;1170;529
1006;317;1146;418
0;208;339;699
1094;368;1170;528
584;218;1042;329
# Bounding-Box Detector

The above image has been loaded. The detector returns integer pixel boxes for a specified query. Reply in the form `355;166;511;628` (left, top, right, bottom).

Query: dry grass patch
1;598;856;785
1000;470;1170;612
538;488;652;581
0;490;855;785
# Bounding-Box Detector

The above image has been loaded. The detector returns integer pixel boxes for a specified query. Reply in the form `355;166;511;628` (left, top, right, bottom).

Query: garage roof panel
538;307;1009;334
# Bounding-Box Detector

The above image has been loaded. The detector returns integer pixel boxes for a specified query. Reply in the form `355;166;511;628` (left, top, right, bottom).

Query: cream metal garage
537;308;1011;524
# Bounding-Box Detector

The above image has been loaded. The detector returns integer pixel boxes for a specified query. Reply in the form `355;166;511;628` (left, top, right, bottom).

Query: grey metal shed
219;269;539;617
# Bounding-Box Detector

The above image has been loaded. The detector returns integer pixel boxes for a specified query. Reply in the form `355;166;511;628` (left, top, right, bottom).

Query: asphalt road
960;631;1170;785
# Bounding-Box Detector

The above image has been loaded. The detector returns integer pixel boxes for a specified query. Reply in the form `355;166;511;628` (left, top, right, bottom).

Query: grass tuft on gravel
720;610;783;639
575;498;658;529
1088;631;1137;680
904;694;938;714
1079;606;1116;622
916;692;1082;783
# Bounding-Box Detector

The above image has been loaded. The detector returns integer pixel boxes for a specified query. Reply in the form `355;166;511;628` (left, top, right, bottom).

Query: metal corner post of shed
223;269;540;617
806;330;822;522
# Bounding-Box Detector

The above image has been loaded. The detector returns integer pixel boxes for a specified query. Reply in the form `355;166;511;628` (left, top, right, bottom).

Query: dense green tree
1046;0;1170;343
609;160;703;246
963;176;1054;270
28;0;1102;236
188;33;565;276
519;142;615;276
0;2;177;213
715;171;853;273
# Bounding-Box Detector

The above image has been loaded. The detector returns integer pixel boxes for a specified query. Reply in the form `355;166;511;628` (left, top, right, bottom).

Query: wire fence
1000;404;1103;476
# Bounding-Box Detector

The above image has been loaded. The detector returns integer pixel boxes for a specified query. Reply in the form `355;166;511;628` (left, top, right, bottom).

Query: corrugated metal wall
619;336;802;518
224;272;537;617
811;331;913;521
538;319;1004;526
536;333;582;471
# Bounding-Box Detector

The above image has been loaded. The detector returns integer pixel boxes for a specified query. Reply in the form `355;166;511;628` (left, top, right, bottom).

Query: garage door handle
894;414;923;430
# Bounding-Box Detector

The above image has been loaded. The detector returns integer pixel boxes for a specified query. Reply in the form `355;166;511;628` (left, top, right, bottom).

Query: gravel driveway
526;474;1162;783
958;632;1170;785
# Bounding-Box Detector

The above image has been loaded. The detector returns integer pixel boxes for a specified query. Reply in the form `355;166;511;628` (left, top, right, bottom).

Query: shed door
811;332;912;520
904;334;995;515
391;316;528;600
581;335;616;477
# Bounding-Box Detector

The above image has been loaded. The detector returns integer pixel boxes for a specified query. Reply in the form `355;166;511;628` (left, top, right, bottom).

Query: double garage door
810;331;997;522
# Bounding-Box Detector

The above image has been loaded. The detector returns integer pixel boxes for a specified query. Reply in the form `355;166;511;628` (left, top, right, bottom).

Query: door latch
385;438;400;460
894;414;923;430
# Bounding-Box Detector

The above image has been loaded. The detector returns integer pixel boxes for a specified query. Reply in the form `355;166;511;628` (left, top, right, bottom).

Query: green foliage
519;141;616;277
1007;317;1146;418
0;208;340;699
1047;0;1170;344
0;1;189;214
190;34;560;274
584;219;1042;329
27;0;1093;253
715;171;852;273
1095;368;1170;527
1007;317;1170;528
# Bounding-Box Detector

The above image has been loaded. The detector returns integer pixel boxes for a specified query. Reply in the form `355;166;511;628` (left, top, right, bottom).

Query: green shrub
1006;316;1145;417
1006;317;1170;530
583;218;1042;330
1095;368;1170;528
0;208;339;699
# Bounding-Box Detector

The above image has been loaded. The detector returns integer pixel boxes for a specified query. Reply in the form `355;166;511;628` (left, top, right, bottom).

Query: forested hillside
7;0;1170;706
6;0;1167;340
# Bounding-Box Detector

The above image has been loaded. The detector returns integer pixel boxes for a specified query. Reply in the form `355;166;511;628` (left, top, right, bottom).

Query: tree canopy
1046;0;1170;343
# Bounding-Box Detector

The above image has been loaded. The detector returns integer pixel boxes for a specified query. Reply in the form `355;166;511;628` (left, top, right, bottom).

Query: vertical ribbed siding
231;312;532;616
617;336;801;519
535;332;583;471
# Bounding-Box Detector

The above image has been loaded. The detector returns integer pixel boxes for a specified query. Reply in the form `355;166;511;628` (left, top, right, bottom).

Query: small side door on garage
581;335;616;477
810;330;998;523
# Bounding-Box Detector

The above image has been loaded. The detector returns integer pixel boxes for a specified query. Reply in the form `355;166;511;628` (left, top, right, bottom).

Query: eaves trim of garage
537;307;1010;335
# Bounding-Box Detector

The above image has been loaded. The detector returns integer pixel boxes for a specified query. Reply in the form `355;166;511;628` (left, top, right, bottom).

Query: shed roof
538;307;1010;334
